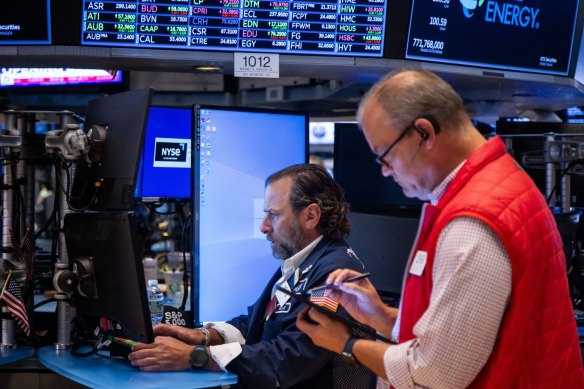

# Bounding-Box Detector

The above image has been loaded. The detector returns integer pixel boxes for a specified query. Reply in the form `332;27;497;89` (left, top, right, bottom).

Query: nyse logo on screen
153;137;191;168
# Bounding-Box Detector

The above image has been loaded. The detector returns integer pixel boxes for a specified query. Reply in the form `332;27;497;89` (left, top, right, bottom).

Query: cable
546;160;580;205
179;212;192;311
54;158;95;212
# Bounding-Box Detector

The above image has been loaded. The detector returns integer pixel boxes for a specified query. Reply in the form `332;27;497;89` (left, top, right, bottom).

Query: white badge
409;250;428;276
276;282;291;307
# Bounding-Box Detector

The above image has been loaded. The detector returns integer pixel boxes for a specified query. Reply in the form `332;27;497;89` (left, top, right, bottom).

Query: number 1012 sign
234;53;280;78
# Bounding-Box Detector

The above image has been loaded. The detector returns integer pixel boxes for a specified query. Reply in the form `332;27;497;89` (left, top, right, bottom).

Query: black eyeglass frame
374;115;441;168
374;121;416;167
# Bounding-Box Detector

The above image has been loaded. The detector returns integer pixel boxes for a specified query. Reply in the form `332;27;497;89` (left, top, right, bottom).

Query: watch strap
341;336;360;364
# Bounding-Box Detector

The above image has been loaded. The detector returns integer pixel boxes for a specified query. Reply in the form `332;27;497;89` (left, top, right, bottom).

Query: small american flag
20;231;34;281
10;228;34;281
0;274;30;336
309;287;339;312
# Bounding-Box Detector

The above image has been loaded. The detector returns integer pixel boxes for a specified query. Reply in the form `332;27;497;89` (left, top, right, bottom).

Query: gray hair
357;70;468;132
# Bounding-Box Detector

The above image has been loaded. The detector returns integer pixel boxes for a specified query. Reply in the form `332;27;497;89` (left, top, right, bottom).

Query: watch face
189;347;209;368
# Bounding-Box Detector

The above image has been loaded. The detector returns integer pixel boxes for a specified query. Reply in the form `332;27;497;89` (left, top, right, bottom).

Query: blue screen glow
193;106;307;323
137;106;192;200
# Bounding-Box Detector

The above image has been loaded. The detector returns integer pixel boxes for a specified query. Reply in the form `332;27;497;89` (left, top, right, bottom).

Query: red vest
399;136;584;388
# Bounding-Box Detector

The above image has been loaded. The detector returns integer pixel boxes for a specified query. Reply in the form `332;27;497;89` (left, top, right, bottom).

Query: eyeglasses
374;122;416;168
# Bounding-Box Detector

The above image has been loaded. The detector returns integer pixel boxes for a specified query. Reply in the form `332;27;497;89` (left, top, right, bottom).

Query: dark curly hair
265;164;351;239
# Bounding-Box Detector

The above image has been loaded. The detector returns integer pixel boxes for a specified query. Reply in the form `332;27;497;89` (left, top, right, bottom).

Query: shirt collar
281;235;323;277
427;161;466;205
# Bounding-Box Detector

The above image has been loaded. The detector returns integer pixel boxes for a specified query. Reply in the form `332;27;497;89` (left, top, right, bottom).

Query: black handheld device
276;286;392;343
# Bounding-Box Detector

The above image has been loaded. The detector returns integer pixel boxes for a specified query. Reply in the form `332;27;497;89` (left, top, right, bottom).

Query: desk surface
0;346;35;366
38;346;237;389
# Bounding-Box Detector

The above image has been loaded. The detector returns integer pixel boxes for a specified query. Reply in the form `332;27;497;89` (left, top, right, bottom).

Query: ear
414;117;438;147
303;203;321;231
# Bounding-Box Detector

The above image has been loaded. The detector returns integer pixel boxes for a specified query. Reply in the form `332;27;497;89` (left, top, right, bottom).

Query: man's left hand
296;306;351;354
128;336;191;371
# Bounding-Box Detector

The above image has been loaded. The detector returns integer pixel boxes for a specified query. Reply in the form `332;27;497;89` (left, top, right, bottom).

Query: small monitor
405;0;580;75
136;106;192;201
64;212;154;343
70;88;153;211
346;211;418;300
0;0;51;45
333;122;422;213
0;69;122;88
192;105;308;323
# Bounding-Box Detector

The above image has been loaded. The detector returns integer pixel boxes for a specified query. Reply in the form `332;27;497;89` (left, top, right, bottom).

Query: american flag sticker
309;288;339;312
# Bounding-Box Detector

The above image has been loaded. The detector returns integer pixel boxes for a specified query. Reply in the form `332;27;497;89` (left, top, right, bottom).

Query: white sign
234;53;280;78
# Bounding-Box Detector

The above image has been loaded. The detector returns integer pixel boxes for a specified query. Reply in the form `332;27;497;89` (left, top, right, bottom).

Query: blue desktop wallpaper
195;107;307;322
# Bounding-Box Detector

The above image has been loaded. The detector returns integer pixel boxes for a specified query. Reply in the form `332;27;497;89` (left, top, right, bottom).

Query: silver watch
197;327;211;346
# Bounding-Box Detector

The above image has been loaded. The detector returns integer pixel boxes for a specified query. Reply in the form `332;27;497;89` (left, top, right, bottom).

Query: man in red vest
297;70;584;388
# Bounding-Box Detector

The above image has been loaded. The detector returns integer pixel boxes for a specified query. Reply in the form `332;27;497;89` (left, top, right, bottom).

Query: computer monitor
405;0;579;76
0;0;51;45
69;88;152;211
136;106;192;201
192;105;308;324
333;122;422;214
346;211;419;301
64;212;154;343
0;68;122;88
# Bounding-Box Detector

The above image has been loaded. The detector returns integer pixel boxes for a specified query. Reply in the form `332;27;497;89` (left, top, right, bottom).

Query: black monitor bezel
64;212;154;343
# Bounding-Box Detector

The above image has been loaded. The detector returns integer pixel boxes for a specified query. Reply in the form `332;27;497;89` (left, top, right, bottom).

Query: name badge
409;250;427;276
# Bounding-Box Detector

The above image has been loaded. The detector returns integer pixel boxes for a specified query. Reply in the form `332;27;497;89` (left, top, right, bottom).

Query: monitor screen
333;122;422;213
70;88;153;211
80;0;389;57
0;0;51;45
346;211;418;297
192;105;308;323
136;106;192;201
64;212;154;343
405;0;579;75
0;68;122;88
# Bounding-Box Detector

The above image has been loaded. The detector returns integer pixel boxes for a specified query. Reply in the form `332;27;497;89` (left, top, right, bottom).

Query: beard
270;218;306;259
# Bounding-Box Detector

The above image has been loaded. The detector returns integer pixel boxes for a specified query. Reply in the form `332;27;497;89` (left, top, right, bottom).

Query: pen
308;272;371;293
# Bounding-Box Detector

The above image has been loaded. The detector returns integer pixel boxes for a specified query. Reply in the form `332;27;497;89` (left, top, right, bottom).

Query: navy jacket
226;237;374;389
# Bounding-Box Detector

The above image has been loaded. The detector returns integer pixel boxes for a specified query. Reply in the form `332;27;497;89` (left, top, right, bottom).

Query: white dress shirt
208;236;324;371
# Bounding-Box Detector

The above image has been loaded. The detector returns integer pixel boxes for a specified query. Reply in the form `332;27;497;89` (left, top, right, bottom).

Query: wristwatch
197;327;211;346
189;346;209;369
341;337;360;365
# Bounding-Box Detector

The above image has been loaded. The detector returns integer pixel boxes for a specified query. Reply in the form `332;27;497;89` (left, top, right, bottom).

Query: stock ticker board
81;0;388;56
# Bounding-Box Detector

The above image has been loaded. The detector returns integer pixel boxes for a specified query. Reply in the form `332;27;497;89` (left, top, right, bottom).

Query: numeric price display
81;0;388;56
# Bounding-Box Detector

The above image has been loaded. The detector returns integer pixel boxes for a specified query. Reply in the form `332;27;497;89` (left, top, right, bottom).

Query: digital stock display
81;0;388;56
406;0;579;75
0;0;51;44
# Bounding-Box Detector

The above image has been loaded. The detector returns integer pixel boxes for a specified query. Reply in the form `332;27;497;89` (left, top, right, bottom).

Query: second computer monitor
137;106;192;201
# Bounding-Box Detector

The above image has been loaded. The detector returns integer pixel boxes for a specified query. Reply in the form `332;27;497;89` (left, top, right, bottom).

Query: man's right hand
153;324;206;345
325;269;397;336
